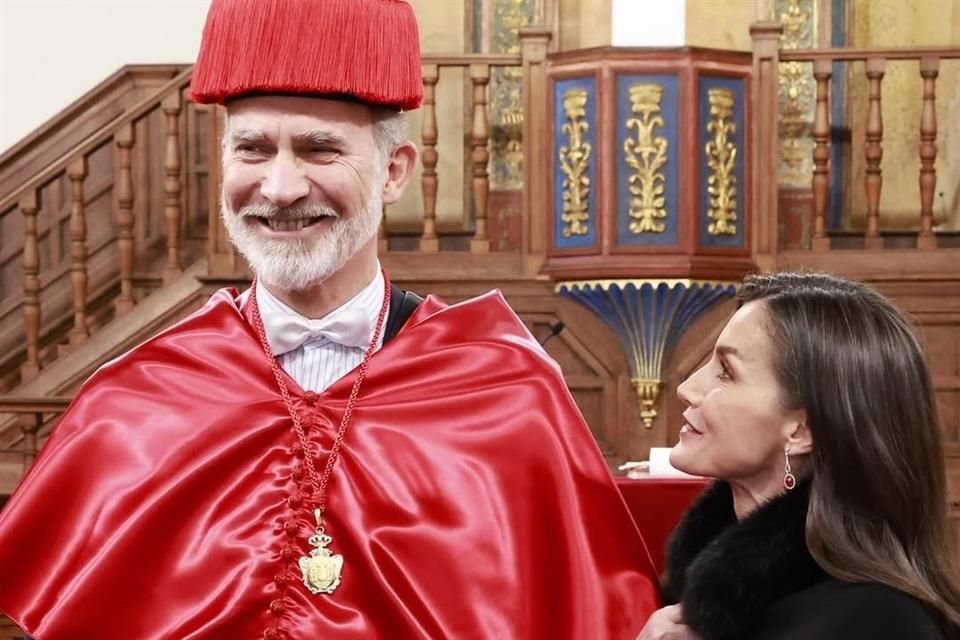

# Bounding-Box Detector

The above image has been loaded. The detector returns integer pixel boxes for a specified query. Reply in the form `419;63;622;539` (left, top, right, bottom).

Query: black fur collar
663;480;826;640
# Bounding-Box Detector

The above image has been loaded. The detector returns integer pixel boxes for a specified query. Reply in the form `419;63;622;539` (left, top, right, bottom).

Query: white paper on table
648;447;700;478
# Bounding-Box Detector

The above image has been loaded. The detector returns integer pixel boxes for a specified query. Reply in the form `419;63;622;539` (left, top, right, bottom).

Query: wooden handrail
780;46;960;62
0;67;195;214
0;397;71;413
0;53;524;217
421;54;521;66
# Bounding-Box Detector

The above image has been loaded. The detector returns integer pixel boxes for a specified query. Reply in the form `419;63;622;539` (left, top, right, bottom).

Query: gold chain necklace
250;273;392;595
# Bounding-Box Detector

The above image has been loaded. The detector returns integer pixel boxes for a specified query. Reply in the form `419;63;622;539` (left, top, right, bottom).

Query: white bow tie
262;306;373;355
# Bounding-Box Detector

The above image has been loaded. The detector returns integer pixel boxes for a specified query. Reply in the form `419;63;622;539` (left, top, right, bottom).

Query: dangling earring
783;445;797;491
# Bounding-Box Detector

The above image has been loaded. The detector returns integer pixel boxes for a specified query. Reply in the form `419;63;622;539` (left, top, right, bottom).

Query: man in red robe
0;1;660;637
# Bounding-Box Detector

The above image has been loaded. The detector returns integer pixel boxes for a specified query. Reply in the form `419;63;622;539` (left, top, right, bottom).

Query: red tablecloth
615;476;710;576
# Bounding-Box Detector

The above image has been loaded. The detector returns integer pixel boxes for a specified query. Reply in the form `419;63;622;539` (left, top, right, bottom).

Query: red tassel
191;0;423;110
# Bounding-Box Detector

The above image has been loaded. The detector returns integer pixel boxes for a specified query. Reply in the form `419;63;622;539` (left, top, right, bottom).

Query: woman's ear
785;411;813;456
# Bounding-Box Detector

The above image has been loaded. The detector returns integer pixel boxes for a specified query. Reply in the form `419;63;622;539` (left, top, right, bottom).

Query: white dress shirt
248;269;386;392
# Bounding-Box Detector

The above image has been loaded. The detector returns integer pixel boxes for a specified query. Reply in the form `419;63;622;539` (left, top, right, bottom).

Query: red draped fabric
616;477;710;576
0;289;659;639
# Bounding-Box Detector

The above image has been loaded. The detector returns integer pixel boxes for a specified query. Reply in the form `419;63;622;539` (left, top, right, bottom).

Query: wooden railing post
67;156;90;345
469;63;491;254
115;123;136;313
419;64;440;253
811;58;832;252
520;27;551;273
918;56;939;250
162;91;183;283
750;22;783;268
20;192;41;381
19;413;42;471
864;57;885;249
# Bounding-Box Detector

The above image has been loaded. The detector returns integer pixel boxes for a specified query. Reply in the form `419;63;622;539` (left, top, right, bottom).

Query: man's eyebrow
228;129;269;145
292;131;347;147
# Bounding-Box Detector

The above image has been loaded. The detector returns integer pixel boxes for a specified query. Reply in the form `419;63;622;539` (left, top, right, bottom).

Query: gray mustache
239;204;339;221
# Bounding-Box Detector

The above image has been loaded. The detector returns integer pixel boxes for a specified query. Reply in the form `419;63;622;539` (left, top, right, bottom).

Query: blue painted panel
615;74;680;247
698;76;747;249
557;281;736;380
553;77;597;250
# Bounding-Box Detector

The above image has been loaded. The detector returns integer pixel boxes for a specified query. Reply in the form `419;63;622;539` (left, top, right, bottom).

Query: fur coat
661;480;949;640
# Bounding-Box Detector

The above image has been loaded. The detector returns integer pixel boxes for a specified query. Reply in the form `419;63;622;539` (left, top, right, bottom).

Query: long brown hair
738;272;960;631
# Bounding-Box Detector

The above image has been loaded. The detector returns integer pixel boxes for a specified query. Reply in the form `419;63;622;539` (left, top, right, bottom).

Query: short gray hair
371;108;408;169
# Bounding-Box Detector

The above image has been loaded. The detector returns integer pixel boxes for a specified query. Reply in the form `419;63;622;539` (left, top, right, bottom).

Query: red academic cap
190;0;423;111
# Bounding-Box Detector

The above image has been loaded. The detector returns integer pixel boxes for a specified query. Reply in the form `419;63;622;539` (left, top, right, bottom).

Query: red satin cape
0;289;659;639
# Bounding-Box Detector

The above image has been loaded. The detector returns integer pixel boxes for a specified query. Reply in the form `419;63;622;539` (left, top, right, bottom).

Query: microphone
539;321;565;347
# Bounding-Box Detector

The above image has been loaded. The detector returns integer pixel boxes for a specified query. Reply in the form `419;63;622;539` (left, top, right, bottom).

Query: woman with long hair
639;272;960;640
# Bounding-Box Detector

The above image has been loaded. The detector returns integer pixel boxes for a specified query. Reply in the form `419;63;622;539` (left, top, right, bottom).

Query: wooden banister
421;54;521;67
114;124;136;313
419;64;440;253
863;57;885;249
0;397;71;471
0;67;194;215
811;58;831;252
469;63;491;254
67;157;90;345
779;47;960;62
918;57;939;250
162;91;184;283
19;194;40;381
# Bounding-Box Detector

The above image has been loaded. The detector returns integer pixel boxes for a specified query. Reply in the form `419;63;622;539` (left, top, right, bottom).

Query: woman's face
670;301;806;490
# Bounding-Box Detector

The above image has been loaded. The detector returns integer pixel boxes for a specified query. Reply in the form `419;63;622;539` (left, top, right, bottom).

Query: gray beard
220;194;383;292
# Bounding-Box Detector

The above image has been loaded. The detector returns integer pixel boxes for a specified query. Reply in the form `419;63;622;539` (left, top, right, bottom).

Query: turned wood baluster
68;157;90;345
918;57;939;250
115;123;136;313
864;58;885;249
19;413;42;471
469;63;491;254
48;180;64;266
419;64;440;253
162;92;183;283
811;59;832;252
20;193;41;381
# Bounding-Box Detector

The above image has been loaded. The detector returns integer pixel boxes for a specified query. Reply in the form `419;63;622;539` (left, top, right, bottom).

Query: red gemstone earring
783;445;797;491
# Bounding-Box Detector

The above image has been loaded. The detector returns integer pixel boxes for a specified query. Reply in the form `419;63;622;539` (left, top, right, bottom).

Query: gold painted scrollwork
559;88;592;237
489;0;534;190
776;0;816;186
624;84;669;234
705;89;738;236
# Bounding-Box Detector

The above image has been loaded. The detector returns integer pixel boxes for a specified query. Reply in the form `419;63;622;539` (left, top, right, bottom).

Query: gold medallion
298;510;343;595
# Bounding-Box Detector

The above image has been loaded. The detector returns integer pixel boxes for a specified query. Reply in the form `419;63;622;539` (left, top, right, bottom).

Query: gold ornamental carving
705;89;738;236
632;378;662;429
489;0;535;190
775;0;816;186
558;88;592;237
623;84;669;235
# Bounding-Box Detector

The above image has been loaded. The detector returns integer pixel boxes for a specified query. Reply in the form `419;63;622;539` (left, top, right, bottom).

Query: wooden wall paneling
184;100;212;243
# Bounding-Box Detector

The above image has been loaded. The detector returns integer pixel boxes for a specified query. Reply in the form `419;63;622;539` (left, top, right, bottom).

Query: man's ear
380;141;418;205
